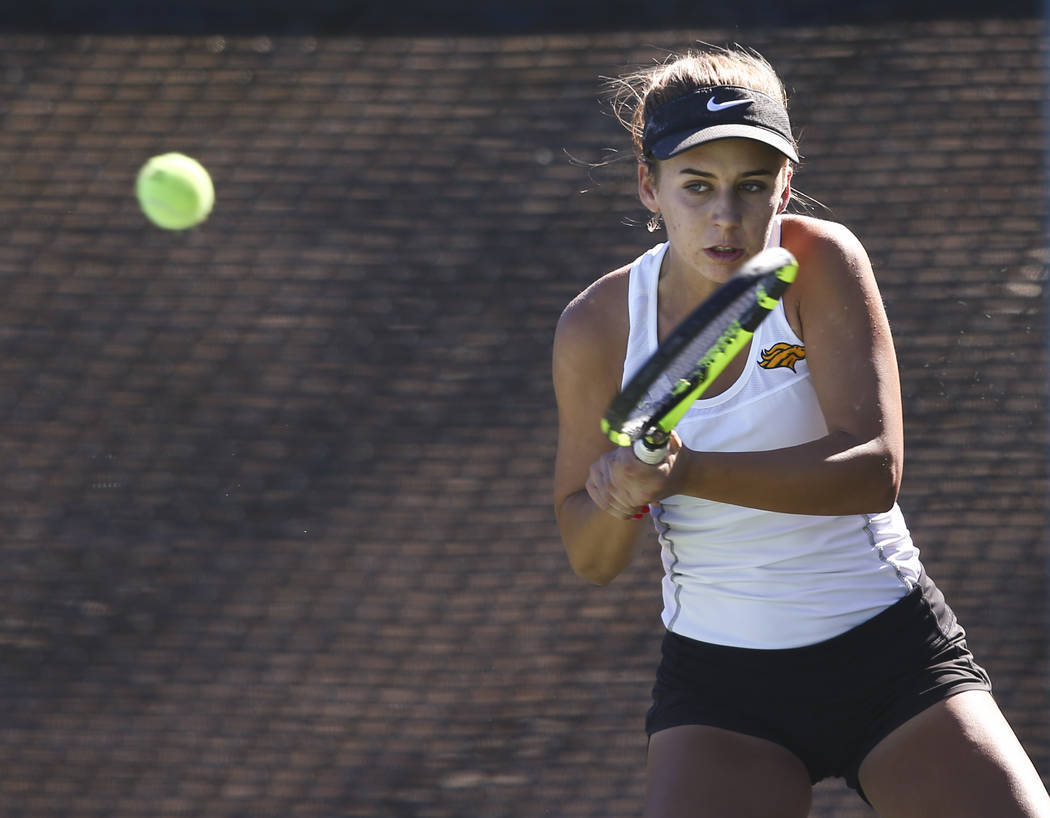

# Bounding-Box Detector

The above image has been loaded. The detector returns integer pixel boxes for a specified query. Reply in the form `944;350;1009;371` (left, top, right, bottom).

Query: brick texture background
0;14;1046;818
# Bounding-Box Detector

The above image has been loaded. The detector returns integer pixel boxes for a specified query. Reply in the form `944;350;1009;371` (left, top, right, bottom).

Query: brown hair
608;44;796;165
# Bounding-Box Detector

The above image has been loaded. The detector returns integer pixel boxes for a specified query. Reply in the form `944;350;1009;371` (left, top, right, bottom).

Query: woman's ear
776;167;793;214
637;161;660;213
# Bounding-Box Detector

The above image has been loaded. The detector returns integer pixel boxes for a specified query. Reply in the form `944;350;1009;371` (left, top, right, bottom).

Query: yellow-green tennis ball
136;152;214;230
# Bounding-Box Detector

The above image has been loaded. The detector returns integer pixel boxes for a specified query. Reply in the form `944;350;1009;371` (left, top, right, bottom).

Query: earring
646;212;662;233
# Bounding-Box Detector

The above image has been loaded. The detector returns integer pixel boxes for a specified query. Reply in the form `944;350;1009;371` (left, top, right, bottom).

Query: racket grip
633;437;668;464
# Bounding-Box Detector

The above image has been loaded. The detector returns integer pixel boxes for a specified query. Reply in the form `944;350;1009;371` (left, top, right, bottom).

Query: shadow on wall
1;0;1041;35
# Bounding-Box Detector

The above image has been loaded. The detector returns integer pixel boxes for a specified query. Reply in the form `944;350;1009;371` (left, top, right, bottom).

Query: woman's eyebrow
678;168;775;178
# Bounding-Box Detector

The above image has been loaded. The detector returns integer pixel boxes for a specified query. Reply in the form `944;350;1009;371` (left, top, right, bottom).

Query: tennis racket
601;246;798;464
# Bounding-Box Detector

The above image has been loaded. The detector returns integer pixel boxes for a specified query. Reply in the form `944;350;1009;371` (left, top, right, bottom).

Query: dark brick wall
2;0;1041;34
0;16;1046;818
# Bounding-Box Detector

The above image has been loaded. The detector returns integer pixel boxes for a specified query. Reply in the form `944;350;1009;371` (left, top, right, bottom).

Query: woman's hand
585;432;682;519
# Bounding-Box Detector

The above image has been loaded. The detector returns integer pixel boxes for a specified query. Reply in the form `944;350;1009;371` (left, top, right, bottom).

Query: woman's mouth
705;245;745;263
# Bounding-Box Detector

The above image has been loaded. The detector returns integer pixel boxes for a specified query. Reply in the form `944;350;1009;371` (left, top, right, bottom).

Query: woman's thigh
646;724;812;818
858;690;1050;818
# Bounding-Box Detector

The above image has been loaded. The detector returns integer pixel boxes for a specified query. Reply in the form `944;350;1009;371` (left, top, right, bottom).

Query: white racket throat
633;437;668;464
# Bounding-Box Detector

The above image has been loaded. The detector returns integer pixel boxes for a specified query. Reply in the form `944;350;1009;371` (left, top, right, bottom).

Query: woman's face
639;137;791;285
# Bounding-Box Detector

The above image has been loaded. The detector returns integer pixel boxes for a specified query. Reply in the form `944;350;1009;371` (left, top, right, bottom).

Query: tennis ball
136;152;214;230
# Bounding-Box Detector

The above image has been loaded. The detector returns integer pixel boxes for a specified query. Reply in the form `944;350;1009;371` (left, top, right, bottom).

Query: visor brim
648;124;799;163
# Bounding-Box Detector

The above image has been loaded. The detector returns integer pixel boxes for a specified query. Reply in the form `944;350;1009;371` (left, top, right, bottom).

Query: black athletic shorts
645;570;992;800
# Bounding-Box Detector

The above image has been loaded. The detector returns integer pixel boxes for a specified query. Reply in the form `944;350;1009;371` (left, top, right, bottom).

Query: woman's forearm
669;431;901;516
556;489;647;585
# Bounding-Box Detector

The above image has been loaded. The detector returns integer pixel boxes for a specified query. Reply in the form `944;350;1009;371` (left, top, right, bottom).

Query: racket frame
601;248;798;463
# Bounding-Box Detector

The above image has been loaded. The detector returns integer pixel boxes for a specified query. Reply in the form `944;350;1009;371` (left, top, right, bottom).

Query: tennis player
552;44;1050;818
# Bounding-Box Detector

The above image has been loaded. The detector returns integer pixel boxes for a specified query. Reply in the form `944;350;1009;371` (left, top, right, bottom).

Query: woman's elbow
565;547;620;586
871;451;902;512
871;484;899;514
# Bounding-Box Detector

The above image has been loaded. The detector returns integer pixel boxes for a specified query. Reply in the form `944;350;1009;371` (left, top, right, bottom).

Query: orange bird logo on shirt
758;342;806;372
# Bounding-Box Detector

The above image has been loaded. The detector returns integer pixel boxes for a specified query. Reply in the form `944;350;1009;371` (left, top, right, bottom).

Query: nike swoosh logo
707;97;752;112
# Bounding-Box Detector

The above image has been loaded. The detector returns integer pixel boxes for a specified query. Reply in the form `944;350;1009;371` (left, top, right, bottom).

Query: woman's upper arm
551;273;628;516
789;219;904;462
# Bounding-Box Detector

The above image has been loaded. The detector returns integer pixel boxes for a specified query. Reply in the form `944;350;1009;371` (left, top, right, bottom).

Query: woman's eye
740;181;767;193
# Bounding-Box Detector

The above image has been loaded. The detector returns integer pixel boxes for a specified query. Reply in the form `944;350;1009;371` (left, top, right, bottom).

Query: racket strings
602;247;798;449
620;283;763;435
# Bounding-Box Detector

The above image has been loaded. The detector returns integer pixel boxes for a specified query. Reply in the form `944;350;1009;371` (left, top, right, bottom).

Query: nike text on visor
642;85;799;163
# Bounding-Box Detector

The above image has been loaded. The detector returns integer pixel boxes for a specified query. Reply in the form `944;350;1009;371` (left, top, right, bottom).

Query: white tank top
622;225;922;648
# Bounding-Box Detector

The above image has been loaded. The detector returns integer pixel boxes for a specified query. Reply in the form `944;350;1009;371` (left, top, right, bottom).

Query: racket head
601;246;798;449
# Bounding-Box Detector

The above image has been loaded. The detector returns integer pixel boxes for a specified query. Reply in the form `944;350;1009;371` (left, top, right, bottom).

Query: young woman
552;45;1050;818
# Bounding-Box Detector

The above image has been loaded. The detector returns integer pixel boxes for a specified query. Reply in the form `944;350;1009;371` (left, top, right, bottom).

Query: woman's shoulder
552;260;637;399
780;214;869;268
778;215;879;336
555;261;633;352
